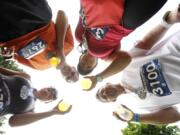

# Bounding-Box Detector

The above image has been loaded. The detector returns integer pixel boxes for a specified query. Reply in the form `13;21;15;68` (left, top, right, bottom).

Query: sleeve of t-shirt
139;92;180;111
125;92;180;111
128;47;149;58
120;92;180;112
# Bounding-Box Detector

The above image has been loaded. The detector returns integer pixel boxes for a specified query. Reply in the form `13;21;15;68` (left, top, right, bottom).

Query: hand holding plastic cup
113;105;134;121
80;78;92;90
58;100;71;112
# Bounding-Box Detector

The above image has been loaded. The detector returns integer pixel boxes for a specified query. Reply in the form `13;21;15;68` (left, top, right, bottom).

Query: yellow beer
58;101;71;112
80;78;92;90
49;57;61;67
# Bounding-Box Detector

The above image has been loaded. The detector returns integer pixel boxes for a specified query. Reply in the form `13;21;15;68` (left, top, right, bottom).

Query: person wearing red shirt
75;0;167;90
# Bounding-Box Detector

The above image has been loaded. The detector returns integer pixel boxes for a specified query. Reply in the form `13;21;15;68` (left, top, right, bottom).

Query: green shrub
0;56;23;72
122;122;180;135
0;117;6;134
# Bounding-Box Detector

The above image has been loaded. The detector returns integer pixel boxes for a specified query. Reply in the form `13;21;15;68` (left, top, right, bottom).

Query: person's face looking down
96;84;124;102
36;87;57;102
61;64;79;83
78;53;98;75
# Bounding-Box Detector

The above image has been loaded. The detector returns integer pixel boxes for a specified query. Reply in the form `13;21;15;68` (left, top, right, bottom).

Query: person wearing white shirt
96;4;180;124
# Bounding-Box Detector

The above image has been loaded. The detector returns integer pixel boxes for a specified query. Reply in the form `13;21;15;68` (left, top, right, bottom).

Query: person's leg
121;0;167;29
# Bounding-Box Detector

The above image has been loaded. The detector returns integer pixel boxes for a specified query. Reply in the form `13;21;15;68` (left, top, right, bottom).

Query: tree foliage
122;122;180;135
0;56;23;72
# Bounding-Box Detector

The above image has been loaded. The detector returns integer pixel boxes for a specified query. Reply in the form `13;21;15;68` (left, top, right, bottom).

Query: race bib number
18;37;47;59
90;27;109;40
140;59;171;97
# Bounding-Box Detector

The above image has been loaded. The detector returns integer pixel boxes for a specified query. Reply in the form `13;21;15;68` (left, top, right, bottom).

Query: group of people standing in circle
0;0;180;128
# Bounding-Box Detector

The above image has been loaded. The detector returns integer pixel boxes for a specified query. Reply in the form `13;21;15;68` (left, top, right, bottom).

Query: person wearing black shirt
0;67;71;127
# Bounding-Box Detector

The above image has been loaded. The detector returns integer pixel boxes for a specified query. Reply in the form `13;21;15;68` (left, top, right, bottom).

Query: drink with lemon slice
58;100;71;112
80;78;92;90
49;57;61;67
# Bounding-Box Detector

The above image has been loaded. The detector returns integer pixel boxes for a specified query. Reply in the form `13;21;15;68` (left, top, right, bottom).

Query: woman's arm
9;102;72;127
114;105;180;124
96;51;131;80
135;6;180;50
54;10;79;83
55;10;69;62
140;107;180;124
9;111;55;127
84;51;131;90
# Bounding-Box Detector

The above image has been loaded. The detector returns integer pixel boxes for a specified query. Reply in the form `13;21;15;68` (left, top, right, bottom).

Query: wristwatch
95;75;103;82
163;11;171;23
161;11;172;28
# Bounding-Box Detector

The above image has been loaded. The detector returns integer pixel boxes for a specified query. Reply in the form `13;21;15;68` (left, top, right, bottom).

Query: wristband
133;113;140;122
160;11;172;28
95;75;103;82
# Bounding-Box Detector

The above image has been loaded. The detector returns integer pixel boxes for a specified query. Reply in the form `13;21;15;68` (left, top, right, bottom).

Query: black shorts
0;0;52;42
121;0;167;29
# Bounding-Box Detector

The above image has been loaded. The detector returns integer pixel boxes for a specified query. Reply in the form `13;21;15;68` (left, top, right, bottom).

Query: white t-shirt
120;30;180;111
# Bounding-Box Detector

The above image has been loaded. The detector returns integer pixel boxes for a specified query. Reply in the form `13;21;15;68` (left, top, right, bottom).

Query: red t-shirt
75;18;132;58
0;21;74;70
80;0;124;27
76;0;133;58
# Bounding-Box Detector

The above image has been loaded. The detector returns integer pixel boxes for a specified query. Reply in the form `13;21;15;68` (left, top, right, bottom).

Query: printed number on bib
18;37;47;59
140;59;171;97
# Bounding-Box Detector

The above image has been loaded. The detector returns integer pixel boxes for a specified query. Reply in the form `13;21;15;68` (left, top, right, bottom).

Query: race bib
18;37;47;59
140;59;171;97
90;27;109;40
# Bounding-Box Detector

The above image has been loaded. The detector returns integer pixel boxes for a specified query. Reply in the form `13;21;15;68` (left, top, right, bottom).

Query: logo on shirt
79;8;109;40
90;27;109;40
18;37;47;59
20;85;32;100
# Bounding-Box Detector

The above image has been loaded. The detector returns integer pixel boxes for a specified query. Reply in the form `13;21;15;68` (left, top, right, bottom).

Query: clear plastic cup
114;105;134;121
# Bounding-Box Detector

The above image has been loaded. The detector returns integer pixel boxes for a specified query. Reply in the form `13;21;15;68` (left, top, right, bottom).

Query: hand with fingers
165;4;180;24
60;62;79;83
96;83;124;102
